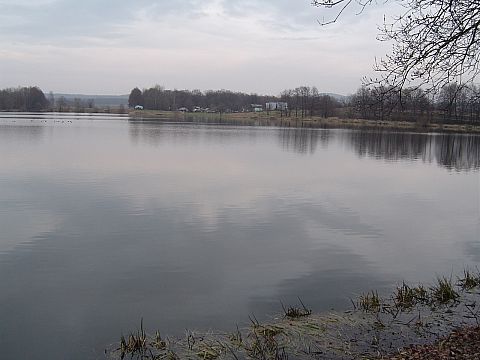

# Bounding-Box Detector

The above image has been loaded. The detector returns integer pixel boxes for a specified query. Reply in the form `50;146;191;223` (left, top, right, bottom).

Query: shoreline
108;273;480;359
2;109;480;134
129;110;480;134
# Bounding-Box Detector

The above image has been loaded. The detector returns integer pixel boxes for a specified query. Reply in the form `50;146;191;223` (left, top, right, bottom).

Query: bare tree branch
313;0;375;25
313;0;480;92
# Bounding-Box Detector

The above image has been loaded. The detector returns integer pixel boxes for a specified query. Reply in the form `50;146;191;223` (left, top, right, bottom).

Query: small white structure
134;105;144;110
251;104;263;112
266;102;288;111
178;107;189;112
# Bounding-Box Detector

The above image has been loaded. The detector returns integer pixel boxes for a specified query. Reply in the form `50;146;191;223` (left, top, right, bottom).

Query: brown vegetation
386;326;480;360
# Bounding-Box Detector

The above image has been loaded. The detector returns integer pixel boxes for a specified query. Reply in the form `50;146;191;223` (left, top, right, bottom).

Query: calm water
0;113;479;359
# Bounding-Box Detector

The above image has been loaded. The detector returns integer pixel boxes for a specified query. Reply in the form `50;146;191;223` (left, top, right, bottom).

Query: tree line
128;85;278;113
0;87;49;111
128;85;343;117
0;86;128;113
2;84;479;125
348;84;480;124
130;83;480;125
48;94;126;113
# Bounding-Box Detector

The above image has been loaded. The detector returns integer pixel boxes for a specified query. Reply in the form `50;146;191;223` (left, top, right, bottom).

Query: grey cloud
222;0;320;31
0;0;205;43
0;0;389;45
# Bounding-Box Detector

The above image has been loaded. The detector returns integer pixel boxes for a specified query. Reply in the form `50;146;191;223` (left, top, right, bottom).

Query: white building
265;102;288;111
251;104;263;112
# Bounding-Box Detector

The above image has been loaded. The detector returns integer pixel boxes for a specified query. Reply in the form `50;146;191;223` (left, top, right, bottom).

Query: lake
0;113;479;359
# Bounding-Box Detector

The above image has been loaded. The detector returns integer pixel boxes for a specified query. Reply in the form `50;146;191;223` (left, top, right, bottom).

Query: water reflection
277;128;331;155
434;134;480;171
1;178;391;359
129;120;480;171
129;120;166;146
0;123;45;142
345;131;433;162
343;131;480;171
128;119;265;147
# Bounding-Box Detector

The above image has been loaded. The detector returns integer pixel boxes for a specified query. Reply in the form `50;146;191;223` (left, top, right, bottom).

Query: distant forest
1;84;480;124
0;87;127;113
128;85;344;117
0;86;49;112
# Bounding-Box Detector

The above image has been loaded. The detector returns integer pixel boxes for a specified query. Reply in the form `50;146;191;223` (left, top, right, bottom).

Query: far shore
129;109;480;134
2;109;480;134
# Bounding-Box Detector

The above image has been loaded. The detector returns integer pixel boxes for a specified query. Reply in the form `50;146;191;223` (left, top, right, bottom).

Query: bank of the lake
129;109;480;134
110;273;480;360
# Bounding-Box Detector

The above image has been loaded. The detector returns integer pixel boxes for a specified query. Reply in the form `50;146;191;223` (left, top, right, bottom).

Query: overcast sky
0;0;400;95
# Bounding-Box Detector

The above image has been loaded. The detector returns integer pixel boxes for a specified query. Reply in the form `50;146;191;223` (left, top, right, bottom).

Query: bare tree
0;87;49;111
48;91;55;110
73;98;83;113
312;0;480;91
57;96;67;112
318;94;339;118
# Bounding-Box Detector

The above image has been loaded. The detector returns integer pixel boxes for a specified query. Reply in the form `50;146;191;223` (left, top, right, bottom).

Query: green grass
430;276;459;304
358;291;381;312
394;282;429;308
394;282;417;309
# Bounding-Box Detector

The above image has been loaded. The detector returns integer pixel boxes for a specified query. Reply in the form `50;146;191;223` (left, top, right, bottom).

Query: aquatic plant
458;269;480;290
281;298;312;319
119;319;148;359
358;291;381;312
430;276;459;304
152;330;166;351
394;282;429;309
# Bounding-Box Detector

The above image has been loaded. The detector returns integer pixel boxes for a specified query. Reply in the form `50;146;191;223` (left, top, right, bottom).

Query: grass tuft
119;319;148;359
281;298;312;319
431;276;459;304
458;269;480;290
246;326;285;360
358;291;381;312
394;282;417;309
394;282;429;308
196;345;221;360
152;330;166;350
228;325;243;347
